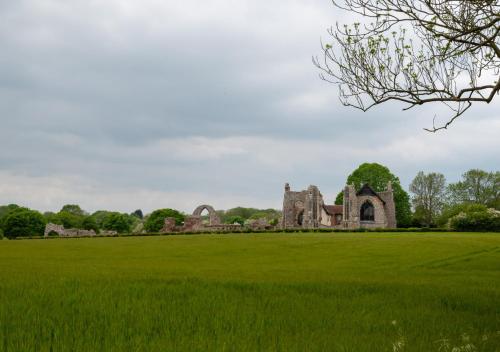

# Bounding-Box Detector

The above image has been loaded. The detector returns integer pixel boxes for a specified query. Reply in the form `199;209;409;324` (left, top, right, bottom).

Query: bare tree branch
314;0;500;132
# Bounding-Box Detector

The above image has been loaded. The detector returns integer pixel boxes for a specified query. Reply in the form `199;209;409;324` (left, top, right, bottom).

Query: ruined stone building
281;182;396;229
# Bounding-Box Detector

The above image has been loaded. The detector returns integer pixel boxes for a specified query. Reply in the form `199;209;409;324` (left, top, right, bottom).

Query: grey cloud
0;0;498;213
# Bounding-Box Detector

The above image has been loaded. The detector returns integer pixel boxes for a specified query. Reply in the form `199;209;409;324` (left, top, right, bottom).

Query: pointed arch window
360;201;375;221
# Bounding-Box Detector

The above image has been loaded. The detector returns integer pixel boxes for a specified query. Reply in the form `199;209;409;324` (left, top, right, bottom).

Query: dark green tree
224;216;245;226
131;209;144;219
48;211;84;229
60;204;87;216
82;216;99;233
3;207;46;238
144;209;185;232
102;212;132;233
0;204;20;230
334;192;343;205
345;163;412;227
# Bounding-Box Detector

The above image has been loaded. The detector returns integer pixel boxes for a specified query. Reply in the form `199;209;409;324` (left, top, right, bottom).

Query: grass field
0;233;499;351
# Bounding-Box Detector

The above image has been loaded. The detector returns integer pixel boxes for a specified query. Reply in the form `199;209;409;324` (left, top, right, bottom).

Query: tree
144;209;185;232
102;212;132;234
82;216;99;233
0;204;19;230
345;163;412;227
447;169;499;209
409;171;446;226
60;204;87;216
314;0;500;132
131;209;144;219
3;207;46;238
334;191;344;205
224;216;245;226
47;211;84;229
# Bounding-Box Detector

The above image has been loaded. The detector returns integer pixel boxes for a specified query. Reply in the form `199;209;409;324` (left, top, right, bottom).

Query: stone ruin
160;204;244;233
44;223;117;238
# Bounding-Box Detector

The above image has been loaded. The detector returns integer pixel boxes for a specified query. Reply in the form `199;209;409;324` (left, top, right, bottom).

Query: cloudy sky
0;0;499;214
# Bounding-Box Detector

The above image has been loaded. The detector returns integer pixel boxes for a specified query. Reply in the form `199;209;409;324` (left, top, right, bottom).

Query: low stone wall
44;223;117;237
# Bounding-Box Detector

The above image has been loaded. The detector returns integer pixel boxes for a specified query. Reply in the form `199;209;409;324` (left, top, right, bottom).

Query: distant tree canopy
224;215;245;226
345;163;412;227
60;204;87;217
409;171;447;227
131;209;144;219
144;209;185;232
315;0;500;131
219;207;282;224
447;169;499;209
3;207;46;238
102;212;132;233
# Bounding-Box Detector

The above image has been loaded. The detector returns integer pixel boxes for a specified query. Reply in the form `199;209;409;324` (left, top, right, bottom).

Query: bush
437;203;488;228
102;213;132;234
46;211;84;229
144;209;185;232
82;216;99;233
450;209;500;232
3;208;46;238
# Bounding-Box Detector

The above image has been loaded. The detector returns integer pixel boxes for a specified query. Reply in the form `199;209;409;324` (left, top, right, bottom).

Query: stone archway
192;204;221;225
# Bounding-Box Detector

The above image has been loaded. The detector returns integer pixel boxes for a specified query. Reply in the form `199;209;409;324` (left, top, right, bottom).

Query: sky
0;0;499;214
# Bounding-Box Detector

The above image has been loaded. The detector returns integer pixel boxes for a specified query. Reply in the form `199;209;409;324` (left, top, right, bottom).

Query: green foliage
221;207;281;223
102;212;133;234
144;209;185;232
131;209;144;219
82;216;99;233
346;163;412;227
91;211;112;229
444;205;500;232
0;204;20;231
224;216;245;225
409;171;446;227
0;233;499;350
3;207;46;238
223;207;260;220
48;211;84;229
60;204;87;216
450;210;500;232
436;203;488;228
447;169;499;209
334;191;343;205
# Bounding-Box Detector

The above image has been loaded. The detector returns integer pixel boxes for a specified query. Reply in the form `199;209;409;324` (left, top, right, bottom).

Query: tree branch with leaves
314;0;500;131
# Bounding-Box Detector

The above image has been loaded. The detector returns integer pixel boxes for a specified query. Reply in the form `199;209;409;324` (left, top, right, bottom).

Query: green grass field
0;233;499;351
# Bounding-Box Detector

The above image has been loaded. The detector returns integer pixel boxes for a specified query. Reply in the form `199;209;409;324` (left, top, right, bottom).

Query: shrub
144;209;185;232
3;208;46;238
437;203;488;228
450;208;500;232
102;213;132;234
82;216;99;233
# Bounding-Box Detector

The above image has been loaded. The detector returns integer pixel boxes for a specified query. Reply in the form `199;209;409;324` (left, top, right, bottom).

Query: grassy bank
0;232;499;351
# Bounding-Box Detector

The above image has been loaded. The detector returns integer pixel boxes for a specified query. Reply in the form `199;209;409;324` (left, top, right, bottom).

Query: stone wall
44;223;97;237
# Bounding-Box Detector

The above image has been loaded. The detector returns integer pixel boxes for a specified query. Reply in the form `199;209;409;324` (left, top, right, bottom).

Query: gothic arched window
360;201;375;221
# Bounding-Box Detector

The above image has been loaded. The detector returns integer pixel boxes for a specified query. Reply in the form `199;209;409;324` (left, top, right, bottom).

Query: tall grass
0;233;499;351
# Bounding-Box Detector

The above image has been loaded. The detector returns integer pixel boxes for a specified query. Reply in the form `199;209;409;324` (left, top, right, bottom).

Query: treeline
409;169;499;230
0;164;498;239
331;163;498;231
0;204;282;239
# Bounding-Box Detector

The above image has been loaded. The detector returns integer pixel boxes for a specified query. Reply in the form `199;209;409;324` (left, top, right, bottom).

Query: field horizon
1;232;499;351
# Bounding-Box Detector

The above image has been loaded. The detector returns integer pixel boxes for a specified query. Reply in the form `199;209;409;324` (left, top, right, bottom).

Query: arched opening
360;201;375;221
297;210;304;226
200;208;210;225
192;204;221;226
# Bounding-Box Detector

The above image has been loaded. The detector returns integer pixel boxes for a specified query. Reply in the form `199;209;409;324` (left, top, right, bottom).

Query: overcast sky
0;0;498;214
